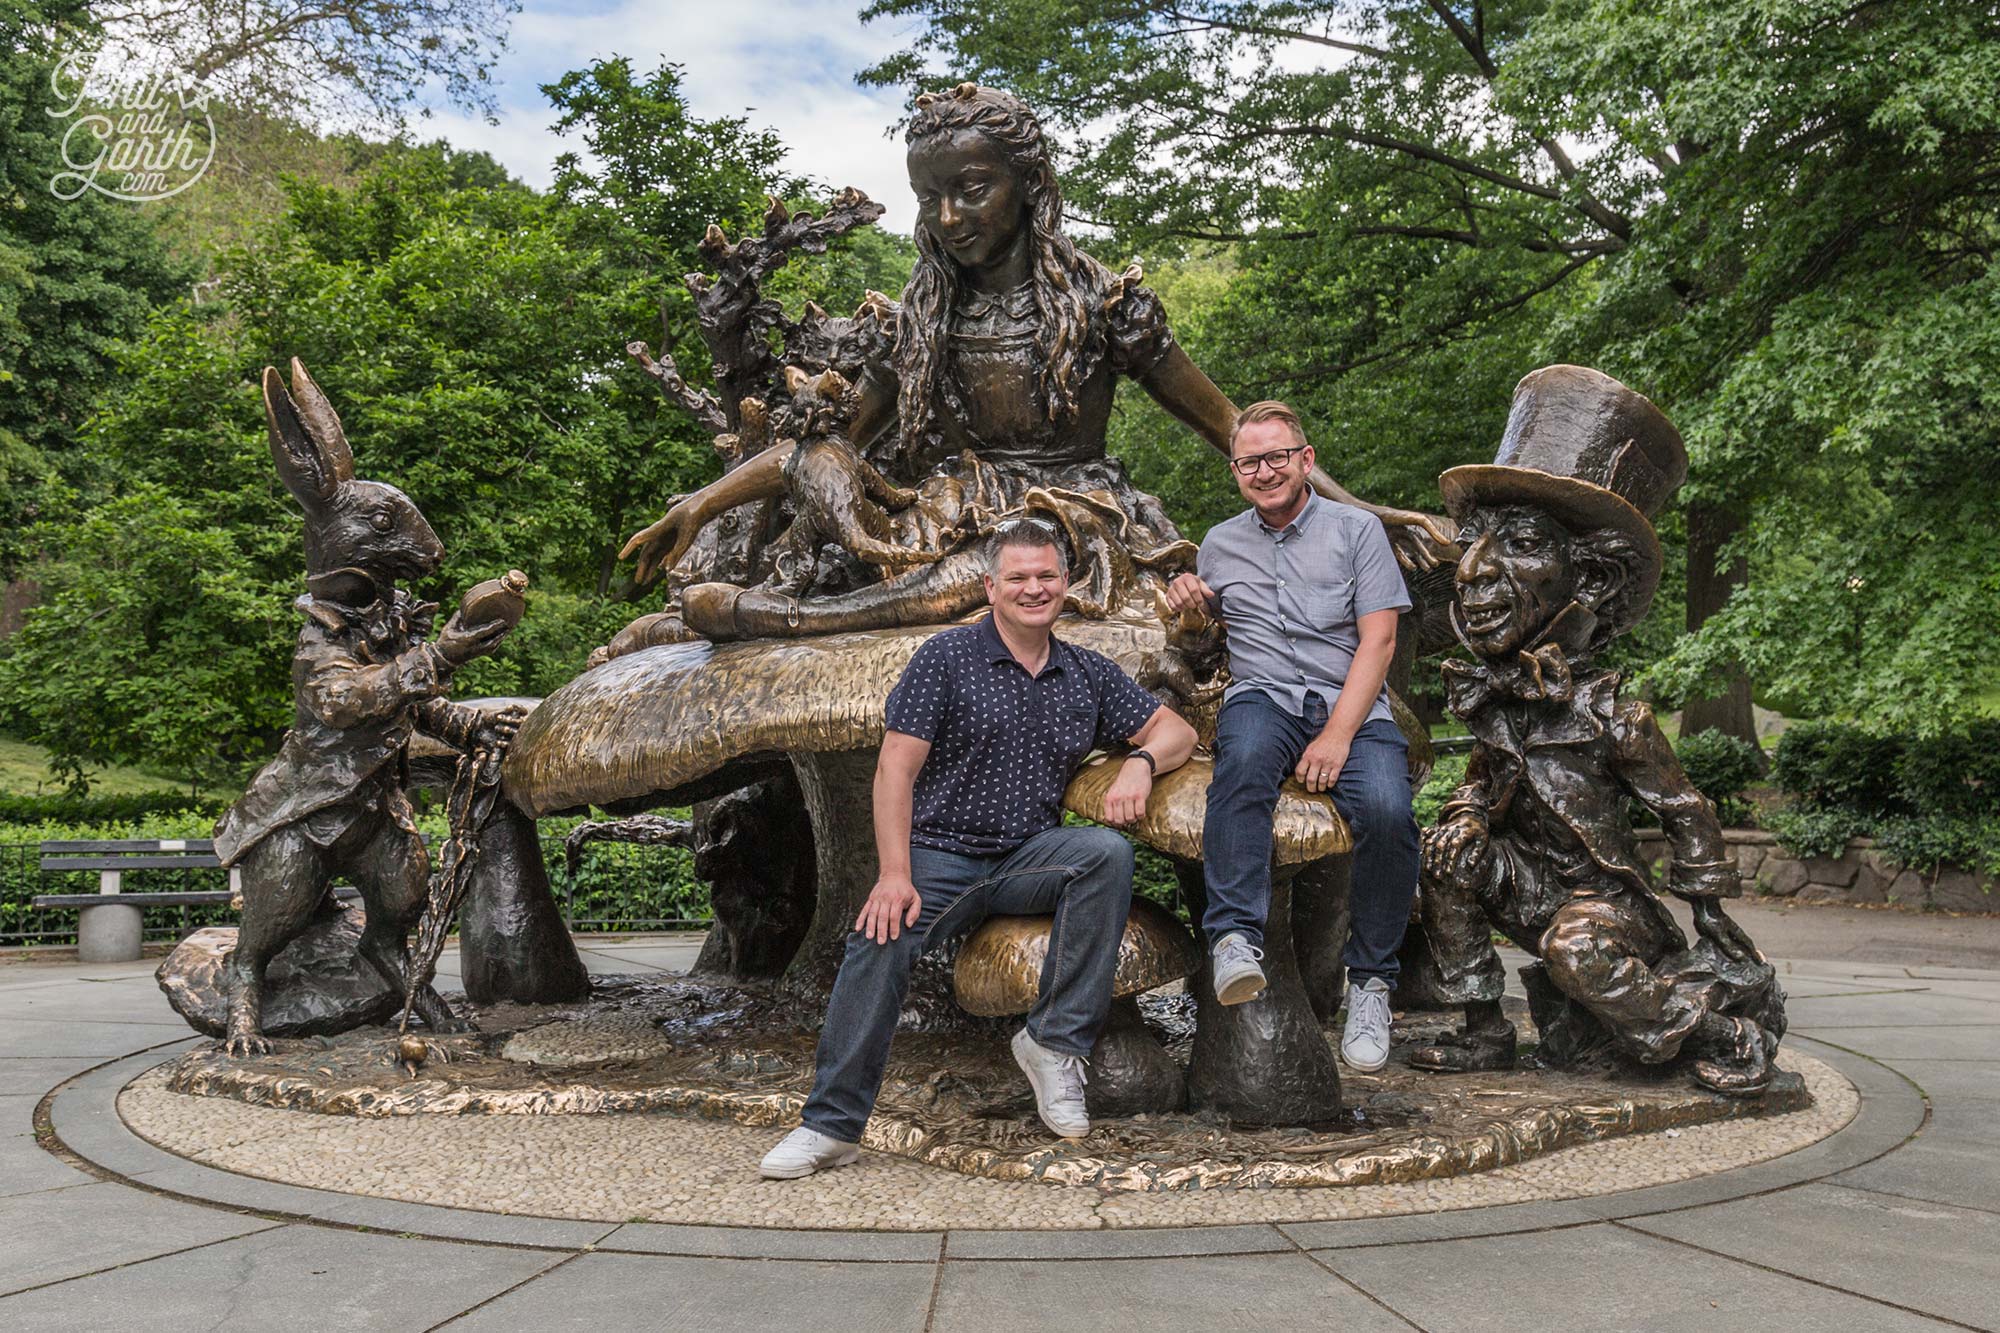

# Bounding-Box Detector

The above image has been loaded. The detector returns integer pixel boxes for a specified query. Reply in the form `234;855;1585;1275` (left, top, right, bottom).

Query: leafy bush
0;791;227;828
1761;807;1871;861
1767;719;2000;876
1673;730;1764;826
1769;721;1905;814
1414;751;1470;827
3;810;713;948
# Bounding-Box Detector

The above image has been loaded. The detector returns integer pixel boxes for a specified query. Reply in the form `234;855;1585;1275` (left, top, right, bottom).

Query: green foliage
1760;807;1870;863
861;0;2000;729
1672;730;1762;825
0;790;224;826
1414;751;1471;827
1766;718;2000;874
0;54;900;785
0;8;192;574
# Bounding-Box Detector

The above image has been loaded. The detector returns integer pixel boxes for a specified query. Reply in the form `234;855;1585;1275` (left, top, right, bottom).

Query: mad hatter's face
1454;506;1576;659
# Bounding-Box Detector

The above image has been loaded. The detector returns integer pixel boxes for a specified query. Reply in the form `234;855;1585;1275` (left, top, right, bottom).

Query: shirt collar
977;612;1065;674
1257;488;1320;540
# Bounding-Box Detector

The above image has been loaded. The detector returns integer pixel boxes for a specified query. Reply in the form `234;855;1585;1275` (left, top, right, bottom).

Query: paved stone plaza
5;898;1997;1331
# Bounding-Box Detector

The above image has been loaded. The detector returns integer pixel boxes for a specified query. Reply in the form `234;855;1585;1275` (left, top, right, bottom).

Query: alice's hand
854;874;922;945
619;494;704;586
1294;732;1350;794
1101;759;1154;827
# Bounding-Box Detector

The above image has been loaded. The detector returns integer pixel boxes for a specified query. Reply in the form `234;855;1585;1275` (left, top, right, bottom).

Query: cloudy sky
419;0;927;233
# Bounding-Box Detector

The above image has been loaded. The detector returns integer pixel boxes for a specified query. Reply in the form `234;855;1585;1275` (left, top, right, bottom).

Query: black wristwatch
1127;749;1157;774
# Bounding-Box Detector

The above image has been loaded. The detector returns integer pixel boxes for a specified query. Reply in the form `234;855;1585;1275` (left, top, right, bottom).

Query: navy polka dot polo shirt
885;614;1163;857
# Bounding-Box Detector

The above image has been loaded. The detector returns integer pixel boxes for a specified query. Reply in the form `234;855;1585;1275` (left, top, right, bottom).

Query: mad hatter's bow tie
1444;643;1578;716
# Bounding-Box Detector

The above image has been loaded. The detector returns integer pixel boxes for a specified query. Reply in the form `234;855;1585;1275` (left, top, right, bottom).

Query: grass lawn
0;736;197;798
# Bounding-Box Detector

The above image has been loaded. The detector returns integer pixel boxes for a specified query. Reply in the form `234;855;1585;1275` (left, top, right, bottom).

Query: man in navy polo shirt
761;519;1198;1180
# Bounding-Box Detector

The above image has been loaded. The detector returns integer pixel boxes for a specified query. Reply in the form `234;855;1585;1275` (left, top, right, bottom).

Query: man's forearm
871;764;917;882
1130;708;1197;776
1321;631;1396;745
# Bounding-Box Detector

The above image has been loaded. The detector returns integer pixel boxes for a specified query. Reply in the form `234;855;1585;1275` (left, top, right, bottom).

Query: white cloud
422;0;923;231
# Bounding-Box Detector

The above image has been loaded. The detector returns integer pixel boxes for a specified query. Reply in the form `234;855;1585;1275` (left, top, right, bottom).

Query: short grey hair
983;516;1069;577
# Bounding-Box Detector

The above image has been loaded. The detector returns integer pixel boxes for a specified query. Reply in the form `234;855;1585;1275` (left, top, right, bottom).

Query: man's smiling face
984;539;1068;634
1453;506;1577;659
1230;417;1314;526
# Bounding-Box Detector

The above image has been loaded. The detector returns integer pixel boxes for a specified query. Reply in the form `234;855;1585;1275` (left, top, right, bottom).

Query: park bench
31;839;357;963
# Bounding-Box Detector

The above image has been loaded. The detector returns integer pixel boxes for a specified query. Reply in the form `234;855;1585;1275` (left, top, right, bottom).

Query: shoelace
1352;985;1392;1031
1218;937;1264;968
1055;1054;1089;1101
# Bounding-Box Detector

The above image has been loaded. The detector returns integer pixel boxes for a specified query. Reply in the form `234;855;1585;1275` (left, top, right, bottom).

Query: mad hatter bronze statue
1408;366;1786;1096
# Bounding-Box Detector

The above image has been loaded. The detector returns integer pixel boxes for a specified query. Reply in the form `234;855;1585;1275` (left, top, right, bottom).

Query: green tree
1;61;911;786
863;0;2000;732
0;2;191;575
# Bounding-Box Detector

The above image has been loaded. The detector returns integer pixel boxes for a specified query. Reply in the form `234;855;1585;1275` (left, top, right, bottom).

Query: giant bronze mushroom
500;614;1360;1122
955;897;1199;1116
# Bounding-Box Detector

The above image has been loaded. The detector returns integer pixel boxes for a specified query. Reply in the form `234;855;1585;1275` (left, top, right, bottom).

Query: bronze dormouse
1409;365;1786;1097
211;360;521;1056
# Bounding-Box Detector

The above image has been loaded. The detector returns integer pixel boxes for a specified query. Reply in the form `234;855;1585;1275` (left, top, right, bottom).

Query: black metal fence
0;837;712;949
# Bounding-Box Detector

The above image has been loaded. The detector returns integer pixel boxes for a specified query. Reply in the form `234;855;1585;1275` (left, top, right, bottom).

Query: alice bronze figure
210;360;524;1055
619;83;1452;639
1407;366;1785;1096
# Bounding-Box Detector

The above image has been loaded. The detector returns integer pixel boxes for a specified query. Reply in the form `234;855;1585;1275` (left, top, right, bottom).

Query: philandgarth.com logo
46;49;217;202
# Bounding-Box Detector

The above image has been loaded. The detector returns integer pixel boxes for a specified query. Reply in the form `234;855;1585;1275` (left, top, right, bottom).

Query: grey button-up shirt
1196;492;1411;723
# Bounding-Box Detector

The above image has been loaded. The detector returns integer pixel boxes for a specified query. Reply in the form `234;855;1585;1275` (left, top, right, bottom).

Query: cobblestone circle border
31;1033;1922;1260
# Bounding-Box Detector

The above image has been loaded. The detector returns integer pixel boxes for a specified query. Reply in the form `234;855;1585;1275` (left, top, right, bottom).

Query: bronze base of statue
153;975;1812;1193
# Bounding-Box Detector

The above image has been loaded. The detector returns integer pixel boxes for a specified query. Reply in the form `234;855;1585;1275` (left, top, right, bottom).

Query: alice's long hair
897;84;1102;447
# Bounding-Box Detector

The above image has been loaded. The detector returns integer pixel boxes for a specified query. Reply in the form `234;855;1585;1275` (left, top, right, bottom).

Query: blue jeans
799;824;1136;1143
1202;691;1419;984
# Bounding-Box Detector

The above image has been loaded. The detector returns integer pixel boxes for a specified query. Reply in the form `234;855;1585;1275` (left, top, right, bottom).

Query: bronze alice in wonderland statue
619;83;1454;639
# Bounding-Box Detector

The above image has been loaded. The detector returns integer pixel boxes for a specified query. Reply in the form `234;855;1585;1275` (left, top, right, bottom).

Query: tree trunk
1682;502;1762;761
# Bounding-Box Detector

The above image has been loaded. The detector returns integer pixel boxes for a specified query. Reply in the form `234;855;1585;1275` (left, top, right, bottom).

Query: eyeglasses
1229;445;1307;476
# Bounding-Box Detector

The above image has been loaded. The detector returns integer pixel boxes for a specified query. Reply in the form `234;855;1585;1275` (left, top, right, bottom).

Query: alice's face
1454;506;1577;659
983;540;1068;633
908;128;1028;272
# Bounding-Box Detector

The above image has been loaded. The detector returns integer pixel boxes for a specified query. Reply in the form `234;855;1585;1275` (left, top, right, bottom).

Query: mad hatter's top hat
1439;365;1686;630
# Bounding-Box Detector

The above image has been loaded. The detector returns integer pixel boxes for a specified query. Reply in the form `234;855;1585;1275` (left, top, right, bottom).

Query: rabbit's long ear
264;365;339;509
286;358;354;485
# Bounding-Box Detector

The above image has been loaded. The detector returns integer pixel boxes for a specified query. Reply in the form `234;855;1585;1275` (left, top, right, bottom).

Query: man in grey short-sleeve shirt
1166;401;1421;1072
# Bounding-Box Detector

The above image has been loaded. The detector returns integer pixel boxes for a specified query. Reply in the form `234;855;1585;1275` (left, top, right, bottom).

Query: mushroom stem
1178;857;1343;1125
458;798;590;1005
783;748;884;998
1291;853;1351;1024
1086;995;1186;1117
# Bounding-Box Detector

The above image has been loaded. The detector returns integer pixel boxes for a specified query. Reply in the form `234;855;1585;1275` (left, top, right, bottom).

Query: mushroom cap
1063;754;1351;866
954;898;1200;1017
500;618;1356;865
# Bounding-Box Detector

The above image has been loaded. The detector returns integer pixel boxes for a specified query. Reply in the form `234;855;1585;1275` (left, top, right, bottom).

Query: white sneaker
1011;1028;1091;1138
759;1126;860;1179
1340;977;1394;1072
1212;931;1267;1006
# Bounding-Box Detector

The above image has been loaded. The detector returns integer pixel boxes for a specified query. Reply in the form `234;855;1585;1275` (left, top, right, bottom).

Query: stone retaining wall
1633;829;1997;915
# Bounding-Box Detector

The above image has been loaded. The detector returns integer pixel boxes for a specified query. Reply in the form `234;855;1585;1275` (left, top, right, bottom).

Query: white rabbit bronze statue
211;359;524;1057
